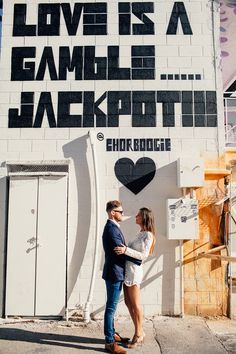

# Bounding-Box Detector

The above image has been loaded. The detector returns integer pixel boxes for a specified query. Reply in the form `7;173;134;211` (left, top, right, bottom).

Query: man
102;200;129;354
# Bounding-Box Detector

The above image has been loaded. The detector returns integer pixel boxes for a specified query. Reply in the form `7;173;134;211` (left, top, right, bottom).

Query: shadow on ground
0;328;107;352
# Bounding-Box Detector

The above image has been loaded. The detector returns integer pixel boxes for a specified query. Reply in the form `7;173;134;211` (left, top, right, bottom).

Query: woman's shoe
127;334;144;348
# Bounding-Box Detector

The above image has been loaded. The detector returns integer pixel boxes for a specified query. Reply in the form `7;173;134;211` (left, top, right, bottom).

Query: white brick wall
8;140;32;152
0;0;224;318
32;140;57;152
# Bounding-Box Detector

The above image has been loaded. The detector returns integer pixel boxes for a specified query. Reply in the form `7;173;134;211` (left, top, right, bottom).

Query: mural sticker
114;157;156;194
8;2;217;129
2;1;219;193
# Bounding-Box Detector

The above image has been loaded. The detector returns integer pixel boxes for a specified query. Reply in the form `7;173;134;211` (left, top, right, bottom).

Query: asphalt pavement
0;315;235;354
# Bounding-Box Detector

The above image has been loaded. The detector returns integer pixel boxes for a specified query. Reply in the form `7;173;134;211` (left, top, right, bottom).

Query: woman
114;207;156;348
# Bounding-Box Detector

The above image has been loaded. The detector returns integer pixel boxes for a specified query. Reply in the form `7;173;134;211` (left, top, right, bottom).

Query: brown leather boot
114;332;130;343
105;342;127;354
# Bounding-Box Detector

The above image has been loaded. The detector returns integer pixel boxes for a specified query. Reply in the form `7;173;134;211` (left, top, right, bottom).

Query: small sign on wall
166;198;199;240
177;157;204;188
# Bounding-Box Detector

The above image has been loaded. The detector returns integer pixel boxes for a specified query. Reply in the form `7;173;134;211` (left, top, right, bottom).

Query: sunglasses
113;210;124;215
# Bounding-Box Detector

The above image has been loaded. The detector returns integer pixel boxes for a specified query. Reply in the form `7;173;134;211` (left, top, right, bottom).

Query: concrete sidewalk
0;315;235;354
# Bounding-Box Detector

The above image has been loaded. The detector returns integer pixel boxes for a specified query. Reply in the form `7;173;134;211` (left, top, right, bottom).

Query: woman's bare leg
123;284;135;326
126;285;143;337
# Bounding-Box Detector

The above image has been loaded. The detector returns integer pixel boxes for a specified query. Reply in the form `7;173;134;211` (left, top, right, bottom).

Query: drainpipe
83;130;100;322
228;171;233;319
179;188;187;317
179;188;195;317
210;0;223;155
179;239;184;317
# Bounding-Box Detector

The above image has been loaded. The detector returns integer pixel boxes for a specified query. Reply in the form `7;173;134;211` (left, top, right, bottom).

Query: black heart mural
114;157;156;194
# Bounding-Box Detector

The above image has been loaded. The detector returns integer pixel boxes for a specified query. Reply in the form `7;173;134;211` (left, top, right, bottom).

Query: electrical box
166;198;199;240
177;157;204;188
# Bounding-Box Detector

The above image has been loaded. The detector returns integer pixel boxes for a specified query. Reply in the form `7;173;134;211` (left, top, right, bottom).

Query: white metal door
35;176;67;316
6;177;38;316
6;175;67;317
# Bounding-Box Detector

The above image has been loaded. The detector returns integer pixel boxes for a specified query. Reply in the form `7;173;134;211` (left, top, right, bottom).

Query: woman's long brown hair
139;207;156;255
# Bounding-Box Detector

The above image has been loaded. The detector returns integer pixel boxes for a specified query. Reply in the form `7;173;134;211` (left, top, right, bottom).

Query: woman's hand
114;244;127;255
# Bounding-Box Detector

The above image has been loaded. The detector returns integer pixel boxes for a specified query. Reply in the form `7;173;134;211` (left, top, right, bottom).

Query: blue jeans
104;280;122;343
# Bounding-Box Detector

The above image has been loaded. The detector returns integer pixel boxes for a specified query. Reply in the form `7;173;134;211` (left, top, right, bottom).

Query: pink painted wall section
220;0;236;90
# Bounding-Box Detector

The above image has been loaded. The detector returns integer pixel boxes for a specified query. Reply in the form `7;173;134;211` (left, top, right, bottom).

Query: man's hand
114;244;127;255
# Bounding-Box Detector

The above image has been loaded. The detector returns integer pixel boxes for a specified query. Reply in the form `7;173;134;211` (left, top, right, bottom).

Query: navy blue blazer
102;219;141;282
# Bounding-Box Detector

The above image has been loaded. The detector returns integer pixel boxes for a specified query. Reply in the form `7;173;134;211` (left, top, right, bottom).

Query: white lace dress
124;231;153;287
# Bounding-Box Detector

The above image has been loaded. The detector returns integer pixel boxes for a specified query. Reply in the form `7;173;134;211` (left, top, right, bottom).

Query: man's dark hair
106;200;122;213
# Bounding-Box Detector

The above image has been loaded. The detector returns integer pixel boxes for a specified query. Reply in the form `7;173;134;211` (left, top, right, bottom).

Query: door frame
5;161;70;318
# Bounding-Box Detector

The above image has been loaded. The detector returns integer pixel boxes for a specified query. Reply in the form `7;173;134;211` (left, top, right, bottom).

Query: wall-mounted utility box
166;198;199;240
177;157;204;188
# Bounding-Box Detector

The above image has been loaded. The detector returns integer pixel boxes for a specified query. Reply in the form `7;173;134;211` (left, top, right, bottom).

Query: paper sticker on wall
114;157;156;194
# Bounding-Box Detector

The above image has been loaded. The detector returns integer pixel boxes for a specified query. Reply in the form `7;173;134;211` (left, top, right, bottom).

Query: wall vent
7;162;69;176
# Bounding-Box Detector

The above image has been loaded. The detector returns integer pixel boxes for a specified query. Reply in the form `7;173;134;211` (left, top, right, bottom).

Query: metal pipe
179;239;184;317
180;188;187;317
83;130;100;322
210;0;224;154
229;169;233;319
